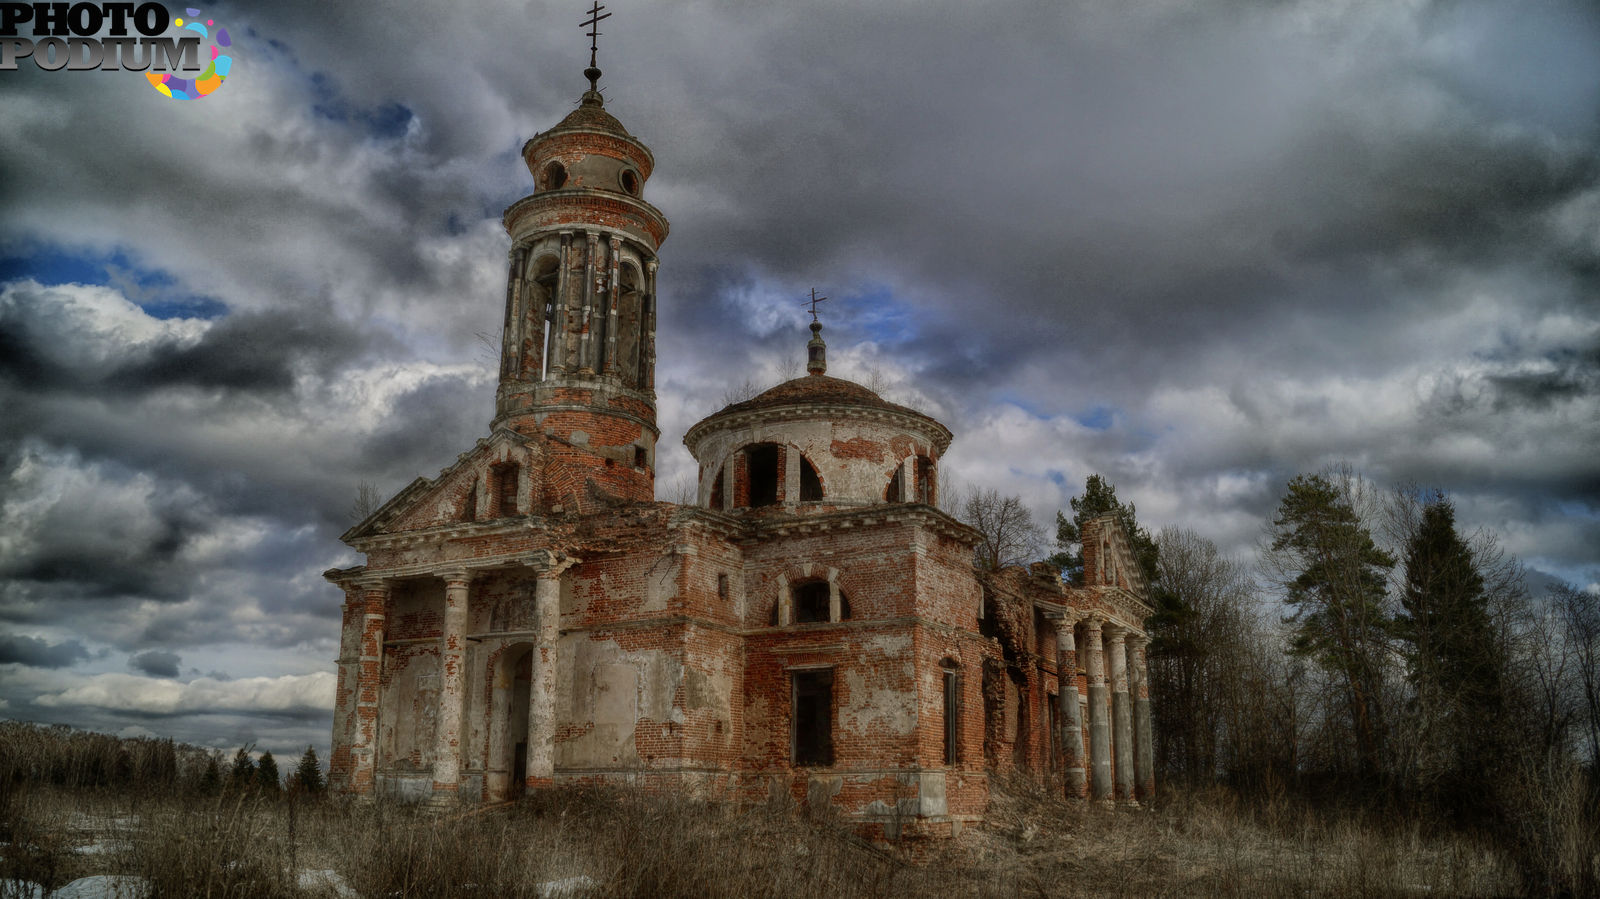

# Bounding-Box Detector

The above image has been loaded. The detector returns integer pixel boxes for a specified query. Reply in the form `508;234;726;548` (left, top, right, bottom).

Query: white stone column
783;445;800;508
329;586;363;793
1130;634;1155;803
351;579;389;796
526;572;562;787
579;231;598;374
1055;617;1087;798
643;258;658;389
1109;626;1136;806
604;234;621;375
1084;616;1113;801
550;232;573;374
431;571;472;801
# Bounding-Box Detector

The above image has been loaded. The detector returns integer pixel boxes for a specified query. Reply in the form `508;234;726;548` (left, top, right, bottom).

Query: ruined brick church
325;38;1154;835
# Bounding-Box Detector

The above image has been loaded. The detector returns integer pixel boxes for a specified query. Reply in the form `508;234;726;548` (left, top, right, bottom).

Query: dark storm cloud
129;649;181;678
117;307;374;392
0;0;1596;751
0;634;90;668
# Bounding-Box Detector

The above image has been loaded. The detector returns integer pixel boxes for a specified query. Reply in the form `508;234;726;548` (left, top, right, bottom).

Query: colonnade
1055;613;1155;805
335;567;565;803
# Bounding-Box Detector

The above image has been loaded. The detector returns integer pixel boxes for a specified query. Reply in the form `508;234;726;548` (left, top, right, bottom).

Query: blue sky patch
0;247;228;320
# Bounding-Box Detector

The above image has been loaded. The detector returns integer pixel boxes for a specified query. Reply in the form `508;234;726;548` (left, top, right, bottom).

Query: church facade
325;59;1154;835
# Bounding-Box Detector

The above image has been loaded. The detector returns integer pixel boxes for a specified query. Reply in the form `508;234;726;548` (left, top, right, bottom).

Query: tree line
954;469;1599;896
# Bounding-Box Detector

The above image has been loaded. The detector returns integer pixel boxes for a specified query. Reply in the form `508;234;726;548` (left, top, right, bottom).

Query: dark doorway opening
792;669;834;766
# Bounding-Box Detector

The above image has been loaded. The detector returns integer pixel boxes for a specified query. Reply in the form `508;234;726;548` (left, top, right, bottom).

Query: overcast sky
1;0;1596;761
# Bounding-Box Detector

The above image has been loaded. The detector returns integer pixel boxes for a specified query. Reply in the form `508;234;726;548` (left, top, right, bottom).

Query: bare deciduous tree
958;488;1043;571
349;481;382;523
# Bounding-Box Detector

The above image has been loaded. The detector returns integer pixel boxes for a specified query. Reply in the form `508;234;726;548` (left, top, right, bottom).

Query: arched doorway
488;643;534;801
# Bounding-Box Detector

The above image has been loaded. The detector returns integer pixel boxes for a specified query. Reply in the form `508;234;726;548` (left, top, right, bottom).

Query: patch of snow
296;869;357;898
1;879;46;899
537;875;595;898
45;875;148;899
69;843;126;856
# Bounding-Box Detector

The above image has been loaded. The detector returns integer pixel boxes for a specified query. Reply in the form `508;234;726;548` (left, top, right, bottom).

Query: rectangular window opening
943;670;960;765
792;669;834;767
493;464;519;517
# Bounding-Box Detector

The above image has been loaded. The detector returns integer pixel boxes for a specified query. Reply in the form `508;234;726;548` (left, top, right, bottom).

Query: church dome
708;375;910;419
545;98;634;140
684;326;952;513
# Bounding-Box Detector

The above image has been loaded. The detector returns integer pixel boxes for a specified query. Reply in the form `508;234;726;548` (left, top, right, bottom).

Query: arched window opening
745;443;780;507
617;264;642;388
492;463;519;517
531;256;559;380
539;160;567;191
794;581;830;624
799;455;824;502
461;480;478;521
637;294;652;387
916;456;936;505
884;466;902;502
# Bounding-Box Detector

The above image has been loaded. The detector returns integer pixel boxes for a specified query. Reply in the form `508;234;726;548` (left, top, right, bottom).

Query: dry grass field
2;774;1534;898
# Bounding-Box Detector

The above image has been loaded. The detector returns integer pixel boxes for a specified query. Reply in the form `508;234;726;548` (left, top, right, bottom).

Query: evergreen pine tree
256;751;280;794
199;753;221;795
228;745;255;792
1050;475;1158;587
294;745;325;796
1398;495;1505;820
1268;473;1395;782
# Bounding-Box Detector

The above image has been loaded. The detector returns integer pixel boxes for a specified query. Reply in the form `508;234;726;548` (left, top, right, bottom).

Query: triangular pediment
341;428;540;542
1081;513;1148;600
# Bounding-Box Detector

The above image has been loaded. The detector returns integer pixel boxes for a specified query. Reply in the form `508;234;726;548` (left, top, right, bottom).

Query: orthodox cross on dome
802;288;828;323
581;1;611;92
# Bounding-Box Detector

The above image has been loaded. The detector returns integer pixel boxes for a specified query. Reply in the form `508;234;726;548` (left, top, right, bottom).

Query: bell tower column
493;25;670;512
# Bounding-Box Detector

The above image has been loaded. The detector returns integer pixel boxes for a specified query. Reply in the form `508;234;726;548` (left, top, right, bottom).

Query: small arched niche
538;160;567;191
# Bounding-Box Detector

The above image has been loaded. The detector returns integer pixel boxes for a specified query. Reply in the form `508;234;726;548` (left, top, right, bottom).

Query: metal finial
803;289;829;375
581;2;611;94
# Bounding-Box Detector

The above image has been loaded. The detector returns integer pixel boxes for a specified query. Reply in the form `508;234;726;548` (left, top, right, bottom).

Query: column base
425;788;463;811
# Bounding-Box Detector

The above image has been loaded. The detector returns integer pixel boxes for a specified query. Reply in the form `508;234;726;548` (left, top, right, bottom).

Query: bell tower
495;4;669;507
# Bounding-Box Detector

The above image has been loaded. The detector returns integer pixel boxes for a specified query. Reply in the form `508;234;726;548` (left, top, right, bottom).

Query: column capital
1127;632;1150;651
1082;612;1105;632
438;569;474;588
352;575;392;594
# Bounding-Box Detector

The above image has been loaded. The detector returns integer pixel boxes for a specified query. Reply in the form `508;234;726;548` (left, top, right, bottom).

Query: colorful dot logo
146;8;232;100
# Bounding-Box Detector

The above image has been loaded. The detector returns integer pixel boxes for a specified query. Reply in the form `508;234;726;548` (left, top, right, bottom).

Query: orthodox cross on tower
581;2;611;91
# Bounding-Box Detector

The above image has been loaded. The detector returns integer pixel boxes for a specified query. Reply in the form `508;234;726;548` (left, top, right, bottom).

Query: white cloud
34;671;335;717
